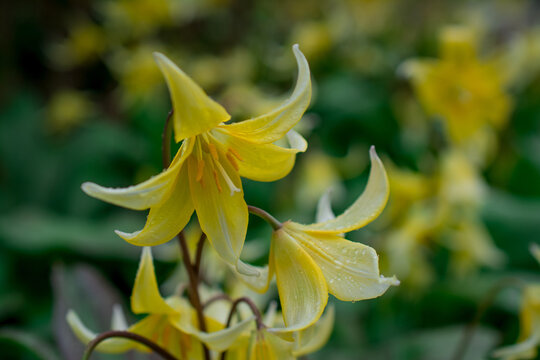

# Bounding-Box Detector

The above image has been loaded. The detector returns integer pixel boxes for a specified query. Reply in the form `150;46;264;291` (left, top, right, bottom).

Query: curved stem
162;110;174;169
177;232;211;360
248;205;282;230
203;293;232;309
194;233;207;276
220;297;265;360
82;331;177;360
226;297;265;330
451;277;523;360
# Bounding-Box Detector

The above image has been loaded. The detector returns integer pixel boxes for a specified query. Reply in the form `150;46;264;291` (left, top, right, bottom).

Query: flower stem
177;231;211;360
220;297;265;360
203;293;232;309
194;233;206;276
162;110;174;169
82;330;177;360
248;205;282;230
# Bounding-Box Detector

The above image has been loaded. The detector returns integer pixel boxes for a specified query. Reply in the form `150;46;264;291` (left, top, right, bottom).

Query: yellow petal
131;247;175;315
223;45;311;144
211;128;307;182
315;190;336;223
111;304;128;330
294;304;334;356
231;262;273;293
299;147;389;234
173;315;255;352
187;154;252;275
66;310;136;353
81;139;192;211
116;165;194;246
271;228;328;332
251;331;295;360
288;226;399;301
154;52;231;142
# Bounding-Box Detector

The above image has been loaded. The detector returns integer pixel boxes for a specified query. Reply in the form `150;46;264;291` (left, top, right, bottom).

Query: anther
196;159;205;183
226;152;240;171
208;143;220;162
212;170;222;193
228;147;243;161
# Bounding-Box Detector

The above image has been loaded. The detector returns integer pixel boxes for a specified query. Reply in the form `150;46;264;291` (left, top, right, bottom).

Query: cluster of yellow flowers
67;45;398;359
377;26;512;290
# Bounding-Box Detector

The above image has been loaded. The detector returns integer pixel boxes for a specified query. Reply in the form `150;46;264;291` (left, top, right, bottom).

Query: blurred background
1;0;540;359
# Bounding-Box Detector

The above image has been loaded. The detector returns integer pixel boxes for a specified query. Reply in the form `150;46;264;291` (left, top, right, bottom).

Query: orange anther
196;159;205;182
228;147;243;161
226;152;240;171
208;143;220;162
213;170;222;192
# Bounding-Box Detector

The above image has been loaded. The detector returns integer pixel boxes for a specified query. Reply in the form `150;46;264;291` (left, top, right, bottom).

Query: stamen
226;151;240;171
208;143;220;162
229;147;243;161
212;170;222;192
215;161;241;196
196;159;205;182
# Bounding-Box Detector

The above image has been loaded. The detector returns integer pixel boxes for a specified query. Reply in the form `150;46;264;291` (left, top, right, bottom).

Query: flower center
194;134;243;195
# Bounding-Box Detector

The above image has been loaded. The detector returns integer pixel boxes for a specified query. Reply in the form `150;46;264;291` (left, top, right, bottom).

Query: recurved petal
294;305;334;356
299;147;389;234
230;262;273;293
110;304;128;330
154;52;230;142
315;190;336;223
81;139;193;210
131;247;176;315
271;228;328;332
212;128;307;182
66;310;136;353
187;154;252;275
115;166;194;246
288;226;399;301
223;45;311;144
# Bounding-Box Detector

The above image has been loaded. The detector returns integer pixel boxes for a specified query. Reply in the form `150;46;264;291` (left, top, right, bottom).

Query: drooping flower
223;301;335;360
67;247;253;358
401;26;512;144
82;45;311;275
239;147;398;331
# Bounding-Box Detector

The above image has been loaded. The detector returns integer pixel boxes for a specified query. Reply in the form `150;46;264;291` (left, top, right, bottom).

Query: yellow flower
46;90;95;133
240;148;398;331
402;26;512;144
67;247;253;358
225;302;335;359
100;0;177;37
48;20;106;69
81;45;311;275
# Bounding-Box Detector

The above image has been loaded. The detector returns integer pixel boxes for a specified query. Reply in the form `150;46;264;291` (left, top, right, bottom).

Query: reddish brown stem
83;331;177;360
177;232;211;360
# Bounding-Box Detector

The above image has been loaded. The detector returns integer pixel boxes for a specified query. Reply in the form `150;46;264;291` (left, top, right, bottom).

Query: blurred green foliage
1;0;540;359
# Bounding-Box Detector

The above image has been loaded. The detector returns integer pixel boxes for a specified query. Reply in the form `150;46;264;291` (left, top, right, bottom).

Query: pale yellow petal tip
81;181;100;196
381;275;400;286
369;145;379;160
152;51;172;67
114;229;141;241
236;261;261;277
